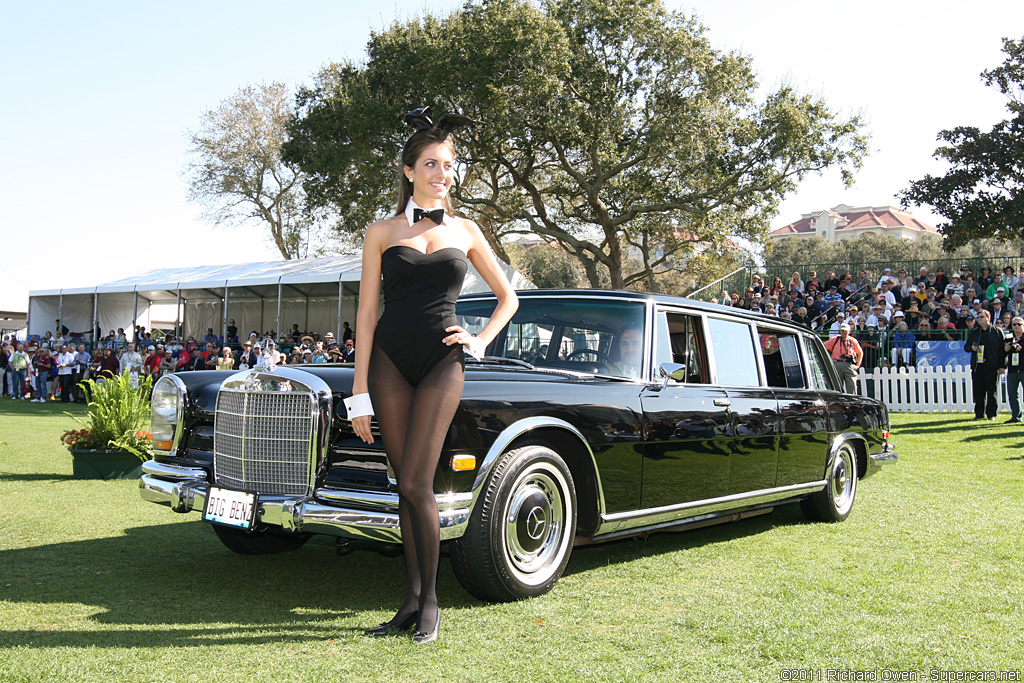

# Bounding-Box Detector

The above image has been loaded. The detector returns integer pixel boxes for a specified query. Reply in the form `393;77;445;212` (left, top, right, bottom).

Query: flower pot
68;449;145;480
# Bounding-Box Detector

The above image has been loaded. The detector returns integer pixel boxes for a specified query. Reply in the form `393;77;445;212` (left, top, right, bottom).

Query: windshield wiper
465;356;535;370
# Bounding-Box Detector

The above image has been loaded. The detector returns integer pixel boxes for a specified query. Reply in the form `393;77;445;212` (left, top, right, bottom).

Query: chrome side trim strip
597;480;826;535
590;505;776;543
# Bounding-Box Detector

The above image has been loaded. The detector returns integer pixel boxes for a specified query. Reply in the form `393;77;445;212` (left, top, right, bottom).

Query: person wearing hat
891;320;915;368
991;297;1006;322
1004;266;1020;294
824;323;863;393
965;309;1005;420
947;273;964;299
828;311;847;338
328;341;344;362
986;272;1006;301
823;285;843;311
876;267;894;290
867;302;888;329
237;340;257;370
255;339;280;369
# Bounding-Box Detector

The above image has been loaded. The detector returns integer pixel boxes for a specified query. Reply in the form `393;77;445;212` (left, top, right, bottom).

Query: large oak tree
186;82;318;259
285;0;867;288
902;37;1024;250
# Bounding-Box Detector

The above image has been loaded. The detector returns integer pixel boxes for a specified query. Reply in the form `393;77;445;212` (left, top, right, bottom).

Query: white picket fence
855;365;1013;413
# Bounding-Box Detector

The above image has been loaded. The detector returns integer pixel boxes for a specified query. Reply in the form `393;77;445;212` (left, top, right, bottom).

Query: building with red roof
770;204;938;243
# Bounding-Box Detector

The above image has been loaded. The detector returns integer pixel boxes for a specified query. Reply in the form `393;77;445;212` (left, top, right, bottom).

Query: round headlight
151;375;184;453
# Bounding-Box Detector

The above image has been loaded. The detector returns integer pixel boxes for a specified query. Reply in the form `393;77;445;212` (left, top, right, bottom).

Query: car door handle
714;398;731;407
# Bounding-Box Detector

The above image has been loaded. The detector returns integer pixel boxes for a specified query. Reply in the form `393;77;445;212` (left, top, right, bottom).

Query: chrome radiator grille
213;388;316;495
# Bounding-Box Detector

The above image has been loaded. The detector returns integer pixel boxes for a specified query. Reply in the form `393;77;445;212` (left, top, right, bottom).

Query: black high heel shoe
412;607;441;645
365;610;418;637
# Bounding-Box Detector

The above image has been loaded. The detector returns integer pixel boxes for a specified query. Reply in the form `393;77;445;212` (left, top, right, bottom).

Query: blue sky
2;0;1022;297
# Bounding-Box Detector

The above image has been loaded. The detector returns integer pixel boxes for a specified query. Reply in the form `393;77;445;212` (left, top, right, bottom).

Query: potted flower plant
61;372;154;480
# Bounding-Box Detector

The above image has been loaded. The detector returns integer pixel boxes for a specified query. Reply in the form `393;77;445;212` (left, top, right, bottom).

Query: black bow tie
413;207;445;225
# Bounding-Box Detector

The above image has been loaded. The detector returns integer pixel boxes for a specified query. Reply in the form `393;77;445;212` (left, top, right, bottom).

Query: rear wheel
801;442;858;523
211;524;311;555
450;444;577;602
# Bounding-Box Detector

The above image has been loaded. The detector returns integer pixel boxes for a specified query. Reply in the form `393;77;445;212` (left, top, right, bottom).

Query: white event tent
27;255;533;344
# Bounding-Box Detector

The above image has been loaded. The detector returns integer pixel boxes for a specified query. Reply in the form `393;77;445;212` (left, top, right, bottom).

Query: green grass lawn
1;399;1022;682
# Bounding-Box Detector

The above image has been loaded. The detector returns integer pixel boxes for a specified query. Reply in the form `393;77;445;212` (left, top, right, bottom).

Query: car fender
466;416;606;522
827;432;867;480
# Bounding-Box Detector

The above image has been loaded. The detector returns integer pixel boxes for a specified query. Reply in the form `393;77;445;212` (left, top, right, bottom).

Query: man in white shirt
119;343;143;376
56;344;76;403
878;281;897;309
829;312;847;337
867;303;889;329
876;267;896;289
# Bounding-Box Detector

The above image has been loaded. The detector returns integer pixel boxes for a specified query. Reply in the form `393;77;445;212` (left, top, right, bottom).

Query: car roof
458;289;813;336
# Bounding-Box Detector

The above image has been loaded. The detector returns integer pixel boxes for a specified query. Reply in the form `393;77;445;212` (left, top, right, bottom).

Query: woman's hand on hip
444;325;486;358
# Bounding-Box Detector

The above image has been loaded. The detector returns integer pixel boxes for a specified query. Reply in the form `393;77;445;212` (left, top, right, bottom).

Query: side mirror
658;362;687;390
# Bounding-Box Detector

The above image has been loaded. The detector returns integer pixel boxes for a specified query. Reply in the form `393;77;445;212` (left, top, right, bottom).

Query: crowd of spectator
710;264;1024;368
1;319;358;402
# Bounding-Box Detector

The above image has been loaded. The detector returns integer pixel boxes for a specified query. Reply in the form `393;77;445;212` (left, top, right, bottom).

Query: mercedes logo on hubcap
525;506;547;540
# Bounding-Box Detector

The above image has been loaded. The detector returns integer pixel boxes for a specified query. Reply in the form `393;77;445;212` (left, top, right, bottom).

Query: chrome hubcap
831;448;855;513
503;467;568;585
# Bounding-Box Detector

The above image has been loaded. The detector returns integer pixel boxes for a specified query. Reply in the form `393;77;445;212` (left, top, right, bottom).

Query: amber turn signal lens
153;440;174;451
450;454;477;471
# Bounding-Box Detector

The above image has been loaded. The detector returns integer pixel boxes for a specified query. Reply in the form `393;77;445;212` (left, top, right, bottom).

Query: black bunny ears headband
404;105;475;134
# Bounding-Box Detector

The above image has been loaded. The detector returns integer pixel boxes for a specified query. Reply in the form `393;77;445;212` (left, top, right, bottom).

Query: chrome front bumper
139;460;472;543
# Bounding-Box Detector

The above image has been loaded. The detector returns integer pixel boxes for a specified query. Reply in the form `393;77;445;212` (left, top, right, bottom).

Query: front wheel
801;442;858;523
450;444;577;602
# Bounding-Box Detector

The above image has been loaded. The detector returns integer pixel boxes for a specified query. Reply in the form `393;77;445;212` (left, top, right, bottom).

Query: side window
654;310;709;383
707;317;759;387
805;336;838;392
757;328;807;389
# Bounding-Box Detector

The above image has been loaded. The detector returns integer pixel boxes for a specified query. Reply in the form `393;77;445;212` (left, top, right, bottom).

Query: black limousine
141;289;897;601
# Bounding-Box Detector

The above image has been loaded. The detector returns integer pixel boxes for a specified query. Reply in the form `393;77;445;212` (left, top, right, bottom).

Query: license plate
203;486;257;530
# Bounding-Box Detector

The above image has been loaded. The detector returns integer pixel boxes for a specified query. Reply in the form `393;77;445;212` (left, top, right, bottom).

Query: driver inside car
617;324;643;378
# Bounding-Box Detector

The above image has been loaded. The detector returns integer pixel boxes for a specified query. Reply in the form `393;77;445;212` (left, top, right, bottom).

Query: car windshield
455;296;646;378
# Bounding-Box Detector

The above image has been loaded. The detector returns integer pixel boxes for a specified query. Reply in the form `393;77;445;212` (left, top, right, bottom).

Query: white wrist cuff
344;392;374;419
466;335;487;360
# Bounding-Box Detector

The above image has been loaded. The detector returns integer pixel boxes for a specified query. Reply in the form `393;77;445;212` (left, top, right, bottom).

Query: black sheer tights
367;344;464;634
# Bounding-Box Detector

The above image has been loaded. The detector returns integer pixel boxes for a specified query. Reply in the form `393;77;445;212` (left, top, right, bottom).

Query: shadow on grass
0;399;87;416
0;472;76;482
960;431;1024;443
0;502;811;648
0;519;480;647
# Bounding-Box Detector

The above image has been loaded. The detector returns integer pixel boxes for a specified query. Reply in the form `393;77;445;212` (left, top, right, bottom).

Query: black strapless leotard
373;245;469;386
